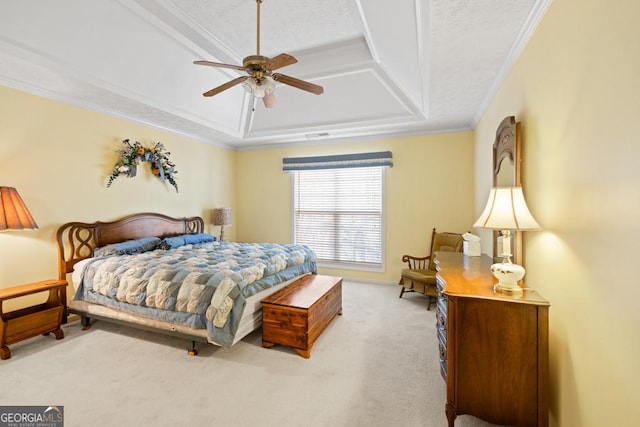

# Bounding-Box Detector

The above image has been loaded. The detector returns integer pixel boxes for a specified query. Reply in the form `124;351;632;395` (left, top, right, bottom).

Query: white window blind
292;167;384;270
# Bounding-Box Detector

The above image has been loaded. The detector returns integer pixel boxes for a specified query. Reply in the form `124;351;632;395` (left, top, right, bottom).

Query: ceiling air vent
305;132;330;140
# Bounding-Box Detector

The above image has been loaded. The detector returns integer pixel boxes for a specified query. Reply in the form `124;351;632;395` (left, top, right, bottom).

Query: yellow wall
0;86;236;308
236;133;475;282
474;0;640;425
1;83;473;302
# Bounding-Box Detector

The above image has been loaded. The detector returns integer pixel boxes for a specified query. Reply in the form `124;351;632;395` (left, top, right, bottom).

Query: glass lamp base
490;262;525;293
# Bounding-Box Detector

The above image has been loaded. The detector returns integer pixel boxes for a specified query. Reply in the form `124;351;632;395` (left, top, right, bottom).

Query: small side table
0;279;68;360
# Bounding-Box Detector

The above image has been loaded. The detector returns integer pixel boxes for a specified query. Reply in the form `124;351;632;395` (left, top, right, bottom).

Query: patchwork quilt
74;241;317;347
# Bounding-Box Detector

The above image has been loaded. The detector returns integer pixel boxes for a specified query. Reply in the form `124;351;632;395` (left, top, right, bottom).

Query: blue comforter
74;241;317;347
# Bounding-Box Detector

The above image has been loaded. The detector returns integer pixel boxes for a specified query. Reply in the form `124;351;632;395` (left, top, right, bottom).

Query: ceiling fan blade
194;60;246;71
272;73;324;95
263;53;297;71
203;76;249;97
263;92;276;108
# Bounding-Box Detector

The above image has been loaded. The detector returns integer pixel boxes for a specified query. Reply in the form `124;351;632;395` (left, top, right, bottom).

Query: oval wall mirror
492;116;522;264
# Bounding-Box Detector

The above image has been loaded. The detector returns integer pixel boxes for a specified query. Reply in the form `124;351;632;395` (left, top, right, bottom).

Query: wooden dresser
434;252;549;427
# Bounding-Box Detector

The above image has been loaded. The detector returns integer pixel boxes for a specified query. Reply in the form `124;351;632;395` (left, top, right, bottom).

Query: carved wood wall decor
494;116;515;176
492;116;522;264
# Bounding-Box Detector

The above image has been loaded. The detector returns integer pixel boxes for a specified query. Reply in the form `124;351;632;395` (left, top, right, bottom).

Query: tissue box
463;241;481;257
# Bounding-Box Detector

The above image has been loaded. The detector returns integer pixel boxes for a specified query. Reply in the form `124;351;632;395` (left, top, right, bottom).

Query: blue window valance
282;151;393;171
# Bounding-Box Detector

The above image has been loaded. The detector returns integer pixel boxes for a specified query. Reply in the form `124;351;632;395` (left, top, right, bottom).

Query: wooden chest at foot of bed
261;275;342;358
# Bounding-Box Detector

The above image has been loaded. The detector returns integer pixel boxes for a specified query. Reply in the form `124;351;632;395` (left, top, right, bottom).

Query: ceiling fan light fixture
263;92;276;108
250;76;276;98
253;83;266;98
243;78;257;94
262;77;276;94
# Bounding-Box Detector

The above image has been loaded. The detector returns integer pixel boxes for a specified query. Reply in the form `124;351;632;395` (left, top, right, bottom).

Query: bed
56;212;317;354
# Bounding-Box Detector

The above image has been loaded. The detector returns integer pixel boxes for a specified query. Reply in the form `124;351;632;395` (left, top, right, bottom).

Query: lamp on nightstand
0;187;38;231
213;208;231;241
473;187;539;293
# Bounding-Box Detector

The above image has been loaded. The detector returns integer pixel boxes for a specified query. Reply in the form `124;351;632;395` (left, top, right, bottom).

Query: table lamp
213;208;231;241
473;187;539;293
0;187;38;231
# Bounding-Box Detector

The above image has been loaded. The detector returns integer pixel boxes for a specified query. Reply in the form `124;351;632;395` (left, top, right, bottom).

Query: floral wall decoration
107;139;178;192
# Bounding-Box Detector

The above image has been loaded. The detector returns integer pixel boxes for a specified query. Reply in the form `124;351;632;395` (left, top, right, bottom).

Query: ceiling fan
194;0;324;108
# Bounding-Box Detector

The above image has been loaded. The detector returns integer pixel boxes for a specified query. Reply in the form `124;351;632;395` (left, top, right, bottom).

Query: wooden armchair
399;228;464;310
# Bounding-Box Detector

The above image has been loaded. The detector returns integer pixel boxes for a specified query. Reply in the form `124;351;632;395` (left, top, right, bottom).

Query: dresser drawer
438;330;448;380
436;276;447;310
436;294;448;382
436;297;447;323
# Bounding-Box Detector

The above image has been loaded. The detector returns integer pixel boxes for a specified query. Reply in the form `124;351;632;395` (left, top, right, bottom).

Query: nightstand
0;279;68;360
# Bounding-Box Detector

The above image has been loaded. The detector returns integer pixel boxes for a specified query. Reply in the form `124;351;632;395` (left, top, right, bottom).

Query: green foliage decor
107;139;178;192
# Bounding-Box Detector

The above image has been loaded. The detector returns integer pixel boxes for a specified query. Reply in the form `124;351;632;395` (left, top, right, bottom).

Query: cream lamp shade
0;186;38;231
213;208;231;241
473;187;540;231
473;187;539;293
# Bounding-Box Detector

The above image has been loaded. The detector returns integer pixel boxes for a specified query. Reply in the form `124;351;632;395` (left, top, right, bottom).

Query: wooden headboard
56;212;204;279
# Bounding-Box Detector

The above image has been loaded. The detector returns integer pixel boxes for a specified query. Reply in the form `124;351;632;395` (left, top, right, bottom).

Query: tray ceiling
0;0;550;149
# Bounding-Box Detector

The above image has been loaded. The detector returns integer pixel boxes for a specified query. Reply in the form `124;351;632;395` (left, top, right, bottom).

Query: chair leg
399;278;419;299
427;296;436;311
398;277;405;298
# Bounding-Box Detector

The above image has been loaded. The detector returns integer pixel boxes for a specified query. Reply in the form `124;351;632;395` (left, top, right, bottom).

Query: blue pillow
184;233;216;244
158;235;185;250
159;233;216;249
93;237;161;257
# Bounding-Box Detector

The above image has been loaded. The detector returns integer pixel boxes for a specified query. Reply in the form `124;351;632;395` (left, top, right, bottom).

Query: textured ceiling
0;0;550;149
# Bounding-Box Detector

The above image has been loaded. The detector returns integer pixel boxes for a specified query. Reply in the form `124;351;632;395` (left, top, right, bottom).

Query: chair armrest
401;254;432;270
401;254;429;262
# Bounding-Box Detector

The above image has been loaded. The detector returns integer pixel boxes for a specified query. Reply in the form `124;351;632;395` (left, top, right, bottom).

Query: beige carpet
1;280;499;427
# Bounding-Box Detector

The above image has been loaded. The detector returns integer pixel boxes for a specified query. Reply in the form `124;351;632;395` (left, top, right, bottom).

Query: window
285;151;392;271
